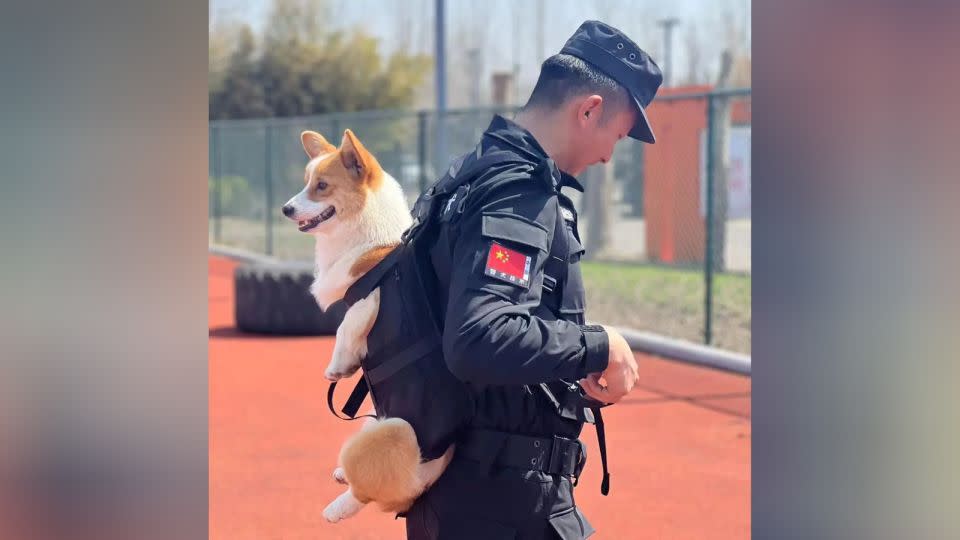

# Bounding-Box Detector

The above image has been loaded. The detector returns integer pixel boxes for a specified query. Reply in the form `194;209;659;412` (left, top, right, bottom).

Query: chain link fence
209;88;751;353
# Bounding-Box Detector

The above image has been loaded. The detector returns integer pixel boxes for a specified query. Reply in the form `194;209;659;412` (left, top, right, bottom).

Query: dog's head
282;129;384;235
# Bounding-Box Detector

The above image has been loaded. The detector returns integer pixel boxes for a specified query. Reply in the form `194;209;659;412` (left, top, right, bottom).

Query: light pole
435;0;447;173
657;17;680;87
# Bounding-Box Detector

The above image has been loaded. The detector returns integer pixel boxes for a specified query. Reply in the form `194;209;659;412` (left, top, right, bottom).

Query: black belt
457;429;586;479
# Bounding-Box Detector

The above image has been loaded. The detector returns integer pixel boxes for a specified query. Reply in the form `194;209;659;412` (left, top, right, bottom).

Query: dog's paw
323;492;364;523
324;343;362;381
322;504;345;523
324;355;361;381
332;467;348;485
323;364;360;382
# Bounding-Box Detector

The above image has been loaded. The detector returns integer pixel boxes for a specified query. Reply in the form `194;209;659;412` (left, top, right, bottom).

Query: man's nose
282;204;295;217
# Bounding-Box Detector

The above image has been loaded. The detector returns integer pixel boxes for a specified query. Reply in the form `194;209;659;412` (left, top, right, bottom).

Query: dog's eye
316;181;328;191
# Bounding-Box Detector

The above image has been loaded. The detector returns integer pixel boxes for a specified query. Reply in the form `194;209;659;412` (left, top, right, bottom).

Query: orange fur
300;130;385;219
301;130;337;159
349;244;399;279
340;129;385;191
339;418;422;513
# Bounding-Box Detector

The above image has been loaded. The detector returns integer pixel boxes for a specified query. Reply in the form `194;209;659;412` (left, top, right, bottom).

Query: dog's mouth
298;206;336;232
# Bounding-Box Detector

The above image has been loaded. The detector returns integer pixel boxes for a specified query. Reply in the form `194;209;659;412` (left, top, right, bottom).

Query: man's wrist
581;324;609;374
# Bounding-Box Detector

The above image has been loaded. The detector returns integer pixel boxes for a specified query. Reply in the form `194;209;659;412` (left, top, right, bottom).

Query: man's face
568;105;637;176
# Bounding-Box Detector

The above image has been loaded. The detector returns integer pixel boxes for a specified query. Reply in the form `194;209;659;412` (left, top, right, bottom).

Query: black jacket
429;115;609;438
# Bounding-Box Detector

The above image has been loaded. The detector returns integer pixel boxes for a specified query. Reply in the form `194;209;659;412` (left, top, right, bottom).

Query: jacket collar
482;115;585;193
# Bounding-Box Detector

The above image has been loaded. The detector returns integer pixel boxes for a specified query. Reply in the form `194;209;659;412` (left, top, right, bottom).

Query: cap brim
628;94;655;143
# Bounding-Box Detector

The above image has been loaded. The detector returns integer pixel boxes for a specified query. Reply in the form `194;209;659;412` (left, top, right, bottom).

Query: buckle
401;217;421;243
573;439;587;485
546;436;578;477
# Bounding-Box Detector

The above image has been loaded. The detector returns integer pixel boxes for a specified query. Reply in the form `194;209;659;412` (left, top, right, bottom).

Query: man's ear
301;131;337;159
577;95;604;127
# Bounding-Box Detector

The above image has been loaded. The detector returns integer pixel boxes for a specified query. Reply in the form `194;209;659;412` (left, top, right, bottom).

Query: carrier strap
343;245;403;308
592;406;611;495
325;334;441;422
327;378;376;421
366;334;441;385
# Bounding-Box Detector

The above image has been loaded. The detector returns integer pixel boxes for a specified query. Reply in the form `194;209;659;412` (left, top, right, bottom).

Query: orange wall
643;85;750;265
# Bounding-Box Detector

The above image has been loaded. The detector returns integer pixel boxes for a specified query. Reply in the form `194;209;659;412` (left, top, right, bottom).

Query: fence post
417;110;428;193
264;123;274;256
704;94;715;345
213;124;222;244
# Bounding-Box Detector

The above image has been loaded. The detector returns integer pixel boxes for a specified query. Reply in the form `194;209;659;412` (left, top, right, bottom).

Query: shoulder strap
402;144;539;245
541;200;569;298
343;244;403;307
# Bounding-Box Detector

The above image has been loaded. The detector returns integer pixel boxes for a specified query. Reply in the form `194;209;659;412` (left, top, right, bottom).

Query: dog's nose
281;204;295;217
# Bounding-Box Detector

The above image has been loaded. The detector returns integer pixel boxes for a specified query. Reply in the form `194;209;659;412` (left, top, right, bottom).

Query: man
406;21;662;539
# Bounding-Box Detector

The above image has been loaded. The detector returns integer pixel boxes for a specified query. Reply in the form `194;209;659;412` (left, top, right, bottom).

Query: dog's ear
339;129;375;180
301;131;336;159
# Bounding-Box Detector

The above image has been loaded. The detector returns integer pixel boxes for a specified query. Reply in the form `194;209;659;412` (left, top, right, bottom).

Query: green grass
581;261;751;354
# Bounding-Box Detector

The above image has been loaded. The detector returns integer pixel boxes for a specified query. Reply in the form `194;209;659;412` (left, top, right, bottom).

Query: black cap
560;20;663;143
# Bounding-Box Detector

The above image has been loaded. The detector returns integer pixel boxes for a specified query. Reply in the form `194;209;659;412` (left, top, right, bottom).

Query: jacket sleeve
441;177;609;385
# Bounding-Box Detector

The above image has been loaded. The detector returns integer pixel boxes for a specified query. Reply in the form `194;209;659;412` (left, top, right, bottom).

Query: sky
210;0;751;107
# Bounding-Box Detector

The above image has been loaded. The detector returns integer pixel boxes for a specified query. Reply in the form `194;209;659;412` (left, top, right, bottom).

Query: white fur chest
309;174;411;310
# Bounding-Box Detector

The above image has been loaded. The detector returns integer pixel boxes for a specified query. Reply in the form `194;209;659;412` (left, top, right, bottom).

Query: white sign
699;126;751;219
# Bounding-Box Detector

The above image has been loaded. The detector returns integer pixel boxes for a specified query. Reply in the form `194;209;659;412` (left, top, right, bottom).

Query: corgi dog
281;129;454;523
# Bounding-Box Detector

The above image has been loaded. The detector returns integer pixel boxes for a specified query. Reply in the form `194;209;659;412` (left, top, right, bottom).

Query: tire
234;261;347;335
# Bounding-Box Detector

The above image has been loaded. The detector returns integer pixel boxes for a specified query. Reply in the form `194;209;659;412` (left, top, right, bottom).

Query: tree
209;0;431;120
262;0;326;47
210;26;271;120
209;21;238;96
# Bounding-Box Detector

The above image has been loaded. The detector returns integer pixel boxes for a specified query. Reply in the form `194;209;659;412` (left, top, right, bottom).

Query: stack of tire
234;261;346;335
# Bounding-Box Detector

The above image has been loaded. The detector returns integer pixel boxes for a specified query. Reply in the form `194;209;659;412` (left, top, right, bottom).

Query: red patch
484;242;532;287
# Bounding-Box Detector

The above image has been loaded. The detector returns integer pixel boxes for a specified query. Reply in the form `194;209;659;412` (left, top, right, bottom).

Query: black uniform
398;20;663;539
402;115;608;539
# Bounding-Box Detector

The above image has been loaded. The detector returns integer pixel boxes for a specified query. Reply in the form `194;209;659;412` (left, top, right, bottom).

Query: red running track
209;256;750;539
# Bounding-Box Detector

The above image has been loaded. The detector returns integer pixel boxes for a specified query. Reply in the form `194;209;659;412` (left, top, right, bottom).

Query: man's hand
580;326;639;404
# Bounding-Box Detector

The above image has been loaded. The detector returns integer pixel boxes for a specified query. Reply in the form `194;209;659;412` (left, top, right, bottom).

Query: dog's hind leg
331;412;378;486
416;444;456;493
323;487;366;523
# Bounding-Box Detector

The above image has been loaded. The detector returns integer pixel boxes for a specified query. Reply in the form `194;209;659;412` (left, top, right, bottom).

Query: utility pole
657;17;680;87
467;48;481;106
434;0;447;173
536;0;545;66
512;2;520;106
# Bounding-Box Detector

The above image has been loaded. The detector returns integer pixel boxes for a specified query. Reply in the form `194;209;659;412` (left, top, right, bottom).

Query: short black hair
522;53;633;123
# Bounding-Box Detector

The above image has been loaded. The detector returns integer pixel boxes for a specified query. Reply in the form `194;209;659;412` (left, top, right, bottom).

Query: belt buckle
573;439;587;485
547;435;572;476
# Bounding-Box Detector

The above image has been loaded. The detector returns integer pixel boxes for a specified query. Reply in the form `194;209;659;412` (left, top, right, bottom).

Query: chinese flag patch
485;241;532;287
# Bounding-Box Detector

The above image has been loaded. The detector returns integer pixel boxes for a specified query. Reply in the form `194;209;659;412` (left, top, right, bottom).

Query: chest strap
326;334;441;420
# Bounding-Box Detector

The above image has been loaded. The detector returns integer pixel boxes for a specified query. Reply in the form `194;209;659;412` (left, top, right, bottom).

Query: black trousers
404;455;595;540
